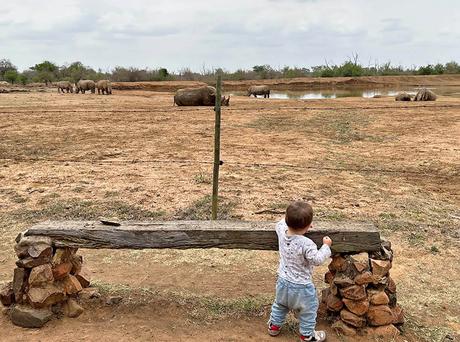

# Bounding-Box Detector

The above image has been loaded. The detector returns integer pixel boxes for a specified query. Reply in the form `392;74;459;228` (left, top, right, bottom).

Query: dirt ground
0;86;459;341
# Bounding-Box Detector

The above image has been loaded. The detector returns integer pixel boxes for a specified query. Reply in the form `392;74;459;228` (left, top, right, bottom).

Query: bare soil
0;87;459;341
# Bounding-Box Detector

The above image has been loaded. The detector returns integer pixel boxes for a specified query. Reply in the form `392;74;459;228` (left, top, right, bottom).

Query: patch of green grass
194;171;212;184
104;190;120;198
11;193;28;204
9;198;165;222
315;209;347;221
404;314;457;342
91;280;271;321
174;195;237;220
247;111;383;144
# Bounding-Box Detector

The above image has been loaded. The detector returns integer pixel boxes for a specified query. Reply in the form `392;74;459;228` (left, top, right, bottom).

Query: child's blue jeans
269;277;319;337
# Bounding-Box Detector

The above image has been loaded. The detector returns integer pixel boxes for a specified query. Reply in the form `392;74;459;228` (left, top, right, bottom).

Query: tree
158;68;169;79
4;70;19;84
31;61;59;84
252;65;273;79
0;59;17;79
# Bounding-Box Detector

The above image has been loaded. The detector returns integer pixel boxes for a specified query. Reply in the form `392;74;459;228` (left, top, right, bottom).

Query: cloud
0;0;458;71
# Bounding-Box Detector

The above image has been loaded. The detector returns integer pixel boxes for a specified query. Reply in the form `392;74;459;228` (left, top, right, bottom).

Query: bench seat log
23;220;381;253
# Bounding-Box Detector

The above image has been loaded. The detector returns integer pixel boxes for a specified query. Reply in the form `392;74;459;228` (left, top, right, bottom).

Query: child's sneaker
300;330;327;341
267;322;281;337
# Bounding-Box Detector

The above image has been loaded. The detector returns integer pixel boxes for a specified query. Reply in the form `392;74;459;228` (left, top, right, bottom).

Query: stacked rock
322;240;404;338
0;234;90;328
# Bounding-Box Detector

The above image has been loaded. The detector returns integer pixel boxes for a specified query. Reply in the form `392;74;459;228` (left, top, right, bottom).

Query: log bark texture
24;220;381;253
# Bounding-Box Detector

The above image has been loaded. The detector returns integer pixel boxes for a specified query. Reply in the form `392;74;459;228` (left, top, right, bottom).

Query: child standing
268;201;332;341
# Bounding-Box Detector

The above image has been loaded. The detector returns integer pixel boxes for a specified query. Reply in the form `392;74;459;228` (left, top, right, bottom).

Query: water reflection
229;86;460;99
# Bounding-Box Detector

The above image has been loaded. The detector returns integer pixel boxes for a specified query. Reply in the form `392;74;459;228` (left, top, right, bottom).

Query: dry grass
0;91;459;341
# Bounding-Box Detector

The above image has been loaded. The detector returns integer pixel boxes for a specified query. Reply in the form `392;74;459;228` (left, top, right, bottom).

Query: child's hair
285;201;313;230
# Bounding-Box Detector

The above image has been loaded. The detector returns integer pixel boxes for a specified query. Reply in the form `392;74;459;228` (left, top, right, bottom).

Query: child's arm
304;236;332;266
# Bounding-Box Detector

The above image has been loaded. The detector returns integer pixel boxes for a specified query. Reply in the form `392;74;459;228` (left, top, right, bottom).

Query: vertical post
211;75;222;220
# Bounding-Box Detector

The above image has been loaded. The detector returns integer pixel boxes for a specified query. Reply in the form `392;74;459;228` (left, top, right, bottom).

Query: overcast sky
1;0;459;72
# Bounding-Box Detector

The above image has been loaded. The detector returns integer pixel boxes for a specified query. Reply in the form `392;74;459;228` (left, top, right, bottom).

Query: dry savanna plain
0;78;459;341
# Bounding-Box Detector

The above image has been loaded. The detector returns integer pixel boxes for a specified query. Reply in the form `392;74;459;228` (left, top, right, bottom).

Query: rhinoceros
247;85;270;98
174;86;230;106
96;80;112;95
395;92;412;101
413;88;436;101
75;80;96;94
57;81;73;93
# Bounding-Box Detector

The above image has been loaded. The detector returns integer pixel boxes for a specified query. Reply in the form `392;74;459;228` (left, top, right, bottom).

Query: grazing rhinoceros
174;86;230;106
413;88;436;101
57;81;73;93
247;85;270;98
75;80;96;94
96;80;112;95
395;92;412;101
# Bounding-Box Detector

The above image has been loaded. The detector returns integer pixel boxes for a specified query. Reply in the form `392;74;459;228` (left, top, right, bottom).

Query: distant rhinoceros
57;81;73;93
75;80;96;94
395;92;412;101
96;80;112;95
413;88;436;101
247;85;270;98
174;86;230;106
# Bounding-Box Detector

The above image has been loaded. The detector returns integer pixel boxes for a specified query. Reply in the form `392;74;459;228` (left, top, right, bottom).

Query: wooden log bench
1;220;403;336
22;220;381;252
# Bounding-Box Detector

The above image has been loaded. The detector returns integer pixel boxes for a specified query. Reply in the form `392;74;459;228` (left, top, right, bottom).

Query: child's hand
323;236;332;246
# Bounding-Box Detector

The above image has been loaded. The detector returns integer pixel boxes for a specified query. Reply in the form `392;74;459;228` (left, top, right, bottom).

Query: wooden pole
211;75;222;220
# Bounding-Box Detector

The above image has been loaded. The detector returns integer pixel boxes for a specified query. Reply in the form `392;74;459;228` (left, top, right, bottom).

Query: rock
331;319;357;337
330;282;338;296
333;274;355;288
53;262;72;280
354;271;373;286
324;271;335;284
15;235;52;248
339;285;367;301
10;304;53;328
386;290;397;307
70;254;83;275
350;252;369;273
364;324;400;338
14;243;52;260
13;268;28;303
392;304;404;324
75;268;91;288
61;275;83;295
27;284;66;308
367;305;394;326
340;309;366;328
53;248;73;265
79;287;101;300
106;296;122;306
15;232;24;243
368;290;389;305
321;288;330;303
0;282;15;306
372;275;388;286
387;276;397;293
28;244;53;259
99;217;121;226
63;298;84;318
16;255;51;269
328;255;348;272
370;259;392;278
342;298;369;316
326;294;344;312
381;240;391;250
28;264;54;287
2;307;10;316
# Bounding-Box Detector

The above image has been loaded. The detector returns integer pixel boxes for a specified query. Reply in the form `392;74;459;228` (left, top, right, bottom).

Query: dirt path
0;91;459;341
